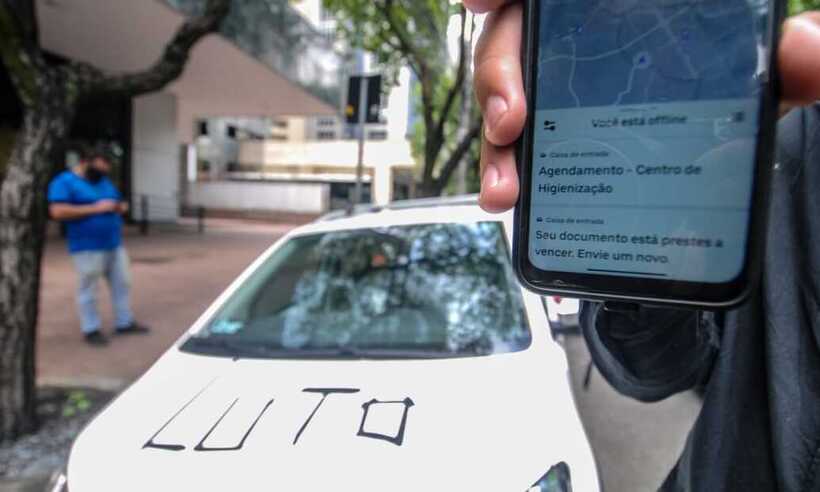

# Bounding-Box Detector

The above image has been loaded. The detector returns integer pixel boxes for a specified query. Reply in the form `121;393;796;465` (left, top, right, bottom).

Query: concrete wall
239;140;413;168
386;67;412;139
132;92;180;222
187;181;329;214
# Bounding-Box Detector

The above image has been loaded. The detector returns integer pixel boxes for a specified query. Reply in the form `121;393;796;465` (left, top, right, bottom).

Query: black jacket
581;104;820;491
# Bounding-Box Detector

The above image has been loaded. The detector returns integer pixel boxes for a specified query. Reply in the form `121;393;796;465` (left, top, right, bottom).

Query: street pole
353;75;368;206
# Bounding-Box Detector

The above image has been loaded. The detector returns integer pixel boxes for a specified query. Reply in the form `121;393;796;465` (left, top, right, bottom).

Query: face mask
85;166;107;184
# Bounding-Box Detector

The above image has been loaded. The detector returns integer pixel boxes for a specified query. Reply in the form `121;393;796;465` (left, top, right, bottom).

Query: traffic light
345;75;382;125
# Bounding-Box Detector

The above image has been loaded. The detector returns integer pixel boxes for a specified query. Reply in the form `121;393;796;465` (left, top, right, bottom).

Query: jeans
71;247;134;334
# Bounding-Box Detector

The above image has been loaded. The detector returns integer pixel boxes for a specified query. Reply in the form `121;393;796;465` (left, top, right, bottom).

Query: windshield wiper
183;338;459;360
182;337;275;358
312;347;455;360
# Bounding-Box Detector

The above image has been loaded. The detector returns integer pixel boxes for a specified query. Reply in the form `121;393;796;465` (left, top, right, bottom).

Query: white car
65;198;600;491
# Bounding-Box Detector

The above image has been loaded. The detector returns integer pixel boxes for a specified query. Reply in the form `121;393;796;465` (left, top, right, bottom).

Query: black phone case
513;0;786;309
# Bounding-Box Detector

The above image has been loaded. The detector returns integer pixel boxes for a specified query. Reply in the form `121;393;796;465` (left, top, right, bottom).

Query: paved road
37;219;295;389
563;334;702;492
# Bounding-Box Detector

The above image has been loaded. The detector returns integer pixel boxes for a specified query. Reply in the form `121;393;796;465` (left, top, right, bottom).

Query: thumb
780;12;820;104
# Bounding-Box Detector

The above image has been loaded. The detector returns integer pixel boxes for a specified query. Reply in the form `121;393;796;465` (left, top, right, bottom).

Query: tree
0;0;230;442
322;0;482;197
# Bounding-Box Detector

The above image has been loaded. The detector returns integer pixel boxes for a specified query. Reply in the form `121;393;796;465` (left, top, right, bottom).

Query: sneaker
114;322;151;336
84;331;109;346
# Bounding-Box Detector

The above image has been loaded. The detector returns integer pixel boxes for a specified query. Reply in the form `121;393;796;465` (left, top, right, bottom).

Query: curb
37;376;128;393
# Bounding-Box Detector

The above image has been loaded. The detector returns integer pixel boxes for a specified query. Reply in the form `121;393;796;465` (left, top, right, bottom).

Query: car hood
68;348;598;491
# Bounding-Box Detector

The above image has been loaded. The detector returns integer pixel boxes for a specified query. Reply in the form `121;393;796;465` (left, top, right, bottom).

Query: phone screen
528;0;772;284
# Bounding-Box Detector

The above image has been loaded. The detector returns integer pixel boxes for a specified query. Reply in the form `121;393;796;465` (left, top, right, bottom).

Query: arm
580;302;720;402
49;200;118;221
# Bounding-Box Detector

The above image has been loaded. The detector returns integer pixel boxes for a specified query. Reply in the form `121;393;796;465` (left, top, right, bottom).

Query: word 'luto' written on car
144;382;415;451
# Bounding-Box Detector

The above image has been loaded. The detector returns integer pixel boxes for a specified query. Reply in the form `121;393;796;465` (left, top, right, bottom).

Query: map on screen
537;0;761;110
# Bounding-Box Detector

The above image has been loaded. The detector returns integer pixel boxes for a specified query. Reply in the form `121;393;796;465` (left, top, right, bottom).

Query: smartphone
514;0;785;308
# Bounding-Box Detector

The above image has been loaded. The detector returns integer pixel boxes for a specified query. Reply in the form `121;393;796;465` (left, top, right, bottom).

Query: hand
94;200;119;214
465;2;820;213
118;202;130;215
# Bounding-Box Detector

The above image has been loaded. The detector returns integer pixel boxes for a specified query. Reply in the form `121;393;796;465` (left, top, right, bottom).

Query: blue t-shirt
47;171;123;253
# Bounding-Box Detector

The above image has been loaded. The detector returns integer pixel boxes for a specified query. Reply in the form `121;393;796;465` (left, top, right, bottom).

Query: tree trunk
418;126;441;198
0;0;227;444
456;15;476;195
416;178;440;198
0;91;71;442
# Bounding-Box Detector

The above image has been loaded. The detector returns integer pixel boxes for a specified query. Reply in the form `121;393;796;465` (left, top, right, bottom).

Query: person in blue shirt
47;148;149;346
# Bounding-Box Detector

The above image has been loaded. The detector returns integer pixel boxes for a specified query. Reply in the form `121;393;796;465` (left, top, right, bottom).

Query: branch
434;117;482;192
3;0;36;45
80;0;230;97
0;0;45;106
381;0;426;77
420;72;438;183
371;26;407;66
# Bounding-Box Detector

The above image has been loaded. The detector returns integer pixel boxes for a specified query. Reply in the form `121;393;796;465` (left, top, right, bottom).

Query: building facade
25;0;337;222
185;0;417;216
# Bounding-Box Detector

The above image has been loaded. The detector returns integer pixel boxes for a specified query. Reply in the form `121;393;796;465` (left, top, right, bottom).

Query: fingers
474;2;526;147
473;1;524;213
780;12;820;105
463;0;514;14
479;133;520;213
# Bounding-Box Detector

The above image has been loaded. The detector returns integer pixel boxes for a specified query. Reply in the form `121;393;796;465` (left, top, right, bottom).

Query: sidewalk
37;219;297;390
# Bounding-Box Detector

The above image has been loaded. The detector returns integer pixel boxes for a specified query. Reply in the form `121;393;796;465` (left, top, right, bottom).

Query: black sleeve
580;302;721;402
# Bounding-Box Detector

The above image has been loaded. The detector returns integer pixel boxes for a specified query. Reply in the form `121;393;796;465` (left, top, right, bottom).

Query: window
226;125;238;139
181;222;531;359
330;182;370;210
368;130;388;140
317;118;336;127
317;130;336;140
198;121;208;136
272;119;289;129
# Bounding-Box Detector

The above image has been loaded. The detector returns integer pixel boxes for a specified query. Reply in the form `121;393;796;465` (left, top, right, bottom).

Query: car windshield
181;221;531;359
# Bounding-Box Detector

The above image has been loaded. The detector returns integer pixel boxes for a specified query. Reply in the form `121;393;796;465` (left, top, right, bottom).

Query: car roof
293;195;513;236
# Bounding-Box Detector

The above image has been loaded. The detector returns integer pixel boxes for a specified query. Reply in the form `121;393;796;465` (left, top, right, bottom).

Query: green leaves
323;0;481;195
62;390;92;418
323;0;450;82
790;0;820;14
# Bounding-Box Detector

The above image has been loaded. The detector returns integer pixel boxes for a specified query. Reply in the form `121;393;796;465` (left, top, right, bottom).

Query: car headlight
527;462;572;492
